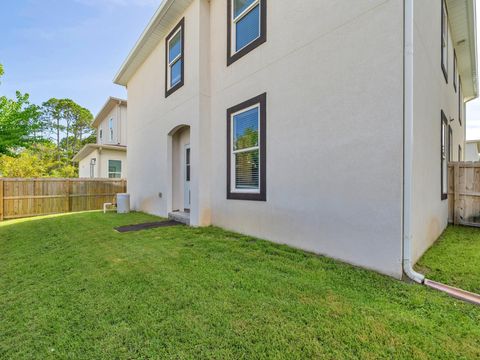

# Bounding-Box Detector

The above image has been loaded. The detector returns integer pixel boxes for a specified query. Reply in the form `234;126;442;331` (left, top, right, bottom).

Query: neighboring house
465;140;480;161
113;0;477;279
73;97;128;179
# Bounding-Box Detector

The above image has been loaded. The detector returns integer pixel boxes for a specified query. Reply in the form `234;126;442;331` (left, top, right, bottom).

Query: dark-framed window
459;79;463;126
441;0;448;83
453;50;458;92
449;126;453;162
108;160;122;179
441;110;449;200
227;93;266;201
227;0;267;66
165;18;185;97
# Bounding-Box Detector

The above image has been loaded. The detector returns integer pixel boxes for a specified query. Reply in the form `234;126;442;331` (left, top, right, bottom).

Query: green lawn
416;225;480;294
1;212;479;359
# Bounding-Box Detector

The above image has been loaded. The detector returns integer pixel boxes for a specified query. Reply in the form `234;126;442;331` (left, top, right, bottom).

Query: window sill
227;192;266;201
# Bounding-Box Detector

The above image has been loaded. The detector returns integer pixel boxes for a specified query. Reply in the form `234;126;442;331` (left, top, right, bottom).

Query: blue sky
0;0;162;116
2;0;480;138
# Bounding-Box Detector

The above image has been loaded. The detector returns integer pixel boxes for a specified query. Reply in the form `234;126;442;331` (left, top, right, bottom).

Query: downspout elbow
403;259;425;284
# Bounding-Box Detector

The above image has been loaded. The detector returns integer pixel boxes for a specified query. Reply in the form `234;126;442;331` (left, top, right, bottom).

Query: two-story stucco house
113;0;477;279
73;97;128;179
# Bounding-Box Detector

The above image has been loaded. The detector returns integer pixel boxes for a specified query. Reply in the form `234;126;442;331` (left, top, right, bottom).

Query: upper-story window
453;50;458;92
109;118;114;142
227;0;267;66
227;93;267;201
99;129;103;143
459;79;463;126
441;0;448;82
165;18;185;97
441;110;449;200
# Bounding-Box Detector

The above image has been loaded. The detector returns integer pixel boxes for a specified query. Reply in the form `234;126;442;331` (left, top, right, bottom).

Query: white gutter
403;0;425;284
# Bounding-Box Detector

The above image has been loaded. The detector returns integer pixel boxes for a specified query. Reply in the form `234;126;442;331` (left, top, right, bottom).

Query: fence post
121;179;126;193
454;163;460;225
0;179;3;221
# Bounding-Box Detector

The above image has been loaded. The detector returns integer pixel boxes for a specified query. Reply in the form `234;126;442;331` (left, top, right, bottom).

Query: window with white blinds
232;106;260;190
227;93;266;201
227;0;266;65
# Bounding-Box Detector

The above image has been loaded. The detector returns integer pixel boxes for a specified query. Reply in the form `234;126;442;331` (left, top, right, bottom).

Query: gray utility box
117;193;130;214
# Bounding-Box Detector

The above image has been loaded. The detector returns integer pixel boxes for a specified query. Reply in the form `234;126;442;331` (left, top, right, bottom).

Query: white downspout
403;0;425;284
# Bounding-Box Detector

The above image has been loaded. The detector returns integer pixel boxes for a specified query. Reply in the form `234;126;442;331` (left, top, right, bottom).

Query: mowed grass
416;225;480;294
0;212;479;359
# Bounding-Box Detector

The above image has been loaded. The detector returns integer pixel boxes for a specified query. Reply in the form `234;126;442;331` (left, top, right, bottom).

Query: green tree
42;98;93;160
0;143;79;178
0;65;44;156
65;100;94;154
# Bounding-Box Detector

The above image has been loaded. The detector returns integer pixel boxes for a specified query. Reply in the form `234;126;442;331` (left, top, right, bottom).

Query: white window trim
441;0;448;79
108;160;122;179
109;118;114;142
230;103;261;194
167;27;183;90
231;0;261;54
453;51;458;91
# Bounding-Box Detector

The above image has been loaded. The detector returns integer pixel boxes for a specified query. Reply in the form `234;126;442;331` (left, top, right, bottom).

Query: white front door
184;144;191;210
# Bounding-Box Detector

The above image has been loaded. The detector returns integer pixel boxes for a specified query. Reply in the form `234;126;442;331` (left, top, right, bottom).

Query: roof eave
92;97;127;128
447;0;478;101
113;0;175;86
466;0;478;100
72;144;127;162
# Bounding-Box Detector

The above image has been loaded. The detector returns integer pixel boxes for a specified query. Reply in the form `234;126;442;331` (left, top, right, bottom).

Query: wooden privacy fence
0;178;127;221
448;162;480;227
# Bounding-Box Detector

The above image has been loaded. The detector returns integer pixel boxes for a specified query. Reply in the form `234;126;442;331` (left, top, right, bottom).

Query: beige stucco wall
97;103;128;146
126;0;404;277
127;0;212;222
78;149;127;179
411;0;466;263
78;149;100;178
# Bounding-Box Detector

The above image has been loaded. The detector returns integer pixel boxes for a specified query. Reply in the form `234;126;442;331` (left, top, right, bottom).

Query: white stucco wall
411;0;466;263
126;0;404;277
127;0;211;222
78;149;127;179
78;149;100;178
97;103;128;146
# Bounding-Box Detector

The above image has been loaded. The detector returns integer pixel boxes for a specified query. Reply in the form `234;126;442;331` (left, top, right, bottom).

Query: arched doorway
169;125;191;214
